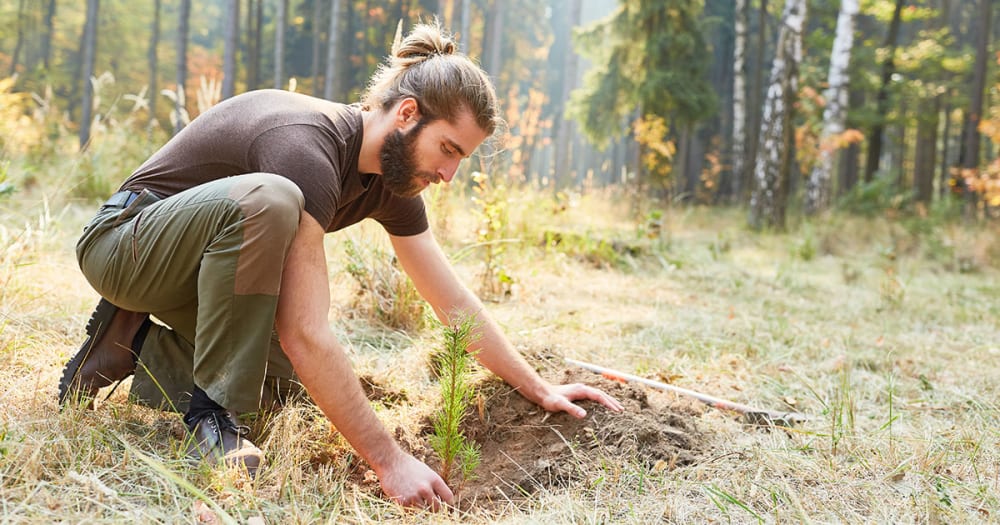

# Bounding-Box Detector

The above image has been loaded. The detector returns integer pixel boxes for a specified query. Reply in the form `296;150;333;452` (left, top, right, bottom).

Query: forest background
1;0;999;223
2;0;1000;523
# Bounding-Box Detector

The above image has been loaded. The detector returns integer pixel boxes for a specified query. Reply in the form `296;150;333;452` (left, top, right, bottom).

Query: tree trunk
863;0;905;183
731;0;748;204
149;0;161;130
79;0;100;150
805;0;859;214
324;0;344;100
939;96;952;198
223;0;240;99
484;0;504;78
41;0;58;70
311;0;324;96
745;0;768;206
748;0;805;230
274;0;288;89
960;0;992;172
175;0;191;135
553;0;581;190
914;96;939;204
460;0;472;51
10;0;27;77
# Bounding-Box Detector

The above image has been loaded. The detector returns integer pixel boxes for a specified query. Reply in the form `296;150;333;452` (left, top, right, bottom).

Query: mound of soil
420;368;705;505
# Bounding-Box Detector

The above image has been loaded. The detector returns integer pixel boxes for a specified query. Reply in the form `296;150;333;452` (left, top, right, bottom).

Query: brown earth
343;366;710;509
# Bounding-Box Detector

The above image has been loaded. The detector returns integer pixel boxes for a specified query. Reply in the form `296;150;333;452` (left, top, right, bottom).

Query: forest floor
1;184;999;523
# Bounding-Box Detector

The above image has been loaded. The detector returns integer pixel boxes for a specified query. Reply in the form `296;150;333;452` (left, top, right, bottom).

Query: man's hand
375;450;454;511
538;382;625;419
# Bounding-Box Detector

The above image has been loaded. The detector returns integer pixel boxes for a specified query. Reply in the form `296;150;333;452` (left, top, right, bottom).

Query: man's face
379;106;489;198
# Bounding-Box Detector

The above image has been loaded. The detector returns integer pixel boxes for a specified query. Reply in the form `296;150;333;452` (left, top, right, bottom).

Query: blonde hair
361;22;501;136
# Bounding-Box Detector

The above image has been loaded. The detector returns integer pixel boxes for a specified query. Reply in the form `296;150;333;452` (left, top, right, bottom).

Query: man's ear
395;97;422;130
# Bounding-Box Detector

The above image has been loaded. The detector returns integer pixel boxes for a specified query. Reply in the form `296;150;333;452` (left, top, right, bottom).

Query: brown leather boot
58;299;149;407
185;410;264;476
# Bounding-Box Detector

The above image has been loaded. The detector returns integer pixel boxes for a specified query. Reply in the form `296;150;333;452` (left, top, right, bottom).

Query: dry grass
2;182;1000;523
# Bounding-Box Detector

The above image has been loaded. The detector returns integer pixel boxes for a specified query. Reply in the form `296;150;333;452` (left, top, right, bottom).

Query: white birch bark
731;0;747;200
805;0;859;214
222;0;239;100
748;0;806;229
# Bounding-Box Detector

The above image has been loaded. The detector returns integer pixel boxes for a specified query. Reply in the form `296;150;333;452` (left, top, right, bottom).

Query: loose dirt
340;366;709;509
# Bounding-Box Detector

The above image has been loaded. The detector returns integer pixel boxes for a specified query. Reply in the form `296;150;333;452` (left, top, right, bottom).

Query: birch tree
174;0;191;135
959;0;993;174
731;0;748;202
804;0;859;214
748;0;806;230
149;0;161;130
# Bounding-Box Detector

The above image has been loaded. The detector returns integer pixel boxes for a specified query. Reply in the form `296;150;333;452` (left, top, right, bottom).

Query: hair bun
391;23;457;66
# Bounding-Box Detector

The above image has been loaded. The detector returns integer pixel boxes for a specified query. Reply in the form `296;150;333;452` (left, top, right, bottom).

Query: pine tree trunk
748;0;805;230
41;0;57;70
223;0;240;99
274;0;288;89
79;0;100;150
175;0;191;135
311;0;324;96
149;0;161;130
731;0;748;204
553;0;581;190
10;0;27;77
939;96;952;198
805;0;859;214
960;0;992;172
914;96;939;204
460;0;471;51
484;0;503;78
325;0;344;100
863;0;905;183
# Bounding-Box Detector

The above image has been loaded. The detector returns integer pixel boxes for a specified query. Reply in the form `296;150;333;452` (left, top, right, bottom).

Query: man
60;23;622;509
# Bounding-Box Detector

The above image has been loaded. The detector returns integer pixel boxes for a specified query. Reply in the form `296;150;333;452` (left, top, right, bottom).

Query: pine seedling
429;314;481;485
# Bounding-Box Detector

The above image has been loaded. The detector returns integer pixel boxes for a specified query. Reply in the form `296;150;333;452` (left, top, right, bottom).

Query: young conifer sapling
429;314;481;486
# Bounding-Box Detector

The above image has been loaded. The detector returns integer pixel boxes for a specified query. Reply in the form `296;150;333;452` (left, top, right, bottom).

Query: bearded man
59;23;621;510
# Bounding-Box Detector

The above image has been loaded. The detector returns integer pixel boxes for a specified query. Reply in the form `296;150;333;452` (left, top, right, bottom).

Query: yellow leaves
633;115;675;181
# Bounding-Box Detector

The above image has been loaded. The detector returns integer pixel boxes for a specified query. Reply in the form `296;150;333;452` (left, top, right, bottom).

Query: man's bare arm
390;229;623;417
276;213;452;509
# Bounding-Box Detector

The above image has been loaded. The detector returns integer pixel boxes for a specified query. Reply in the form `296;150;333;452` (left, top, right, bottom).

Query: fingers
562;383;625;413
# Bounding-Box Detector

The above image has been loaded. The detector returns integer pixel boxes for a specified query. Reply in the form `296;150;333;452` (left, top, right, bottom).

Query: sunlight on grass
1;182;998;522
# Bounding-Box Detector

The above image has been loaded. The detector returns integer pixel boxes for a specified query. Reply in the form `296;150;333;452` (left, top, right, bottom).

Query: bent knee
228;173;304;234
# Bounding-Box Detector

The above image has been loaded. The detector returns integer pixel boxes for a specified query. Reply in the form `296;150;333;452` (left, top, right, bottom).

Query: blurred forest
1;0;999;228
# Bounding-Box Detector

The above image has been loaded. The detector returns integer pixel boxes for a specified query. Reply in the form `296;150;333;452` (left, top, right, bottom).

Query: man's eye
442;145;454;156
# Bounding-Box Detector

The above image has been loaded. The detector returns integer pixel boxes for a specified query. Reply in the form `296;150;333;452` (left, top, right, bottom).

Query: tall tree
731;0;749;203
805;0;860;214
223;0;240;99
274;0;288;89
748;0;806;230
484;0;504;78
745;0;769;204
959;0;993;174
79;0;100;150
175;0;191;135
149;0;161;130
41;0;58;70
549;0;582;189
10;0;27;76
246;0;262;91
460;0;471;49
324;0;344;100
311;0;324;96
863;0;905;183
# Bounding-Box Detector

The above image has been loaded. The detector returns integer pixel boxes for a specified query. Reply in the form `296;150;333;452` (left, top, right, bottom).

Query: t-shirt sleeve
246;125;341;229
372;194;429;236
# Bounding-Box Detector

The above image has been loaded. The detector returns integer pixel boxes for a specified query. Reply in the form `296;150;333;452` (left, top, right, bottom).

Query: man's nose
438;158;461;183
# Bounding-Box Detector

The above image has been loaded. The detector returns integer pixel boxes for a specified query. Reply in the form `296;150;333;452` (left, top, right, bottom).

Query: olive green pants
77;173;305;413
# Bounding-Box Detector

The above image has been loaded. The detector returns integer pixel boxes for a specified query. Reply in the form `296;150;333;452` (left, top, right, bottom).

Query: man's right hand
375;450;454;511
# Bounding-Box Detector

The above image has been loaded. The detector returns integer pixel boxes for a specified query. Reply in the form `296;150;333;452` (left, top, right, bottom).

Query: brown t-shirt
120;89;428;236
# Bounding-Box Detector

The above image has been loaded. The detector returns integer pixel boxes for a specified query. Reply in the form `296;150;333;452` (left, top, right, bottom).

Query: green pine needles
430;314;481;486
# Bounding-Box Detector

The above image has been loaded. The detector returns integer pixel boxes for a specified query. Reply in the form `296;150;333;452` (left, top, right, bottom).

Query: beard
379;120;439;198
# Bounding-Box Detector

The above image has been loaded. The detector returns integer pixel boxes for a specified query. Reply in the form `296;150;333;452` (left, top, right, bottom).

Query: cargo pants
76;173;305;413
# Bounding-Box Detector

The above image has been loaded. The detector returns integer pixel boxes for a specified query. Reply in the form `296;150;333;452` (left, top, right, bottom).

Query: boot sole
57;298;119;406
